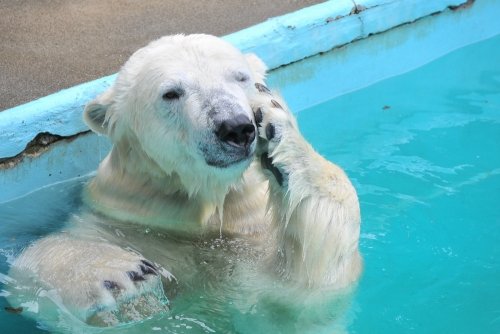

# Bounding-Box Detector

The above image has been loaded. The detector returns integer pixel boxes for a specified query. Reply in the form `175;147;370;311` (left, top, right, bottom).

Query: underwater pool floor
1;34;500;333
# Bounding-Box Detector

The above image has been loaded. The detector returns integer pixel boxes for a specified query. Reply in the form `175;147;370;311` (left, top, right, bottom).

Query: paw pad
254;107;263;126
265;123;275;141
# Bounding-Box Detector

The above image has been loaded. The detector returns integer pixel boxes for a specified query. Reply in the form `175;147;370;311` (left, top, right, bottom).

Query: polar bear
9;34;361;327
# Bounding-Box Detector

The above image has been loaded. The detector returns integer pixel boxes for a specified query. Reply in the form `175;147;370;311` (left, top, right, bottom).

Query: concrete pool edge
0;0;468;158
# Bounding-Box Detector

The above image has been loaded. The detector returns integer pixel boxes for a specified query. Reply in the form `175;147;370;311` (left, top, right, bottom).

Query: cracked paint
0;131;91;169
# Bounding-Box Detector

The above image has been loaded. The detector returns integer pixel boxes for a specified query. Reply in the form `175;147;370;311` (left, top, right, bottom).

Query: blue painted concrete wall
270;0;500;112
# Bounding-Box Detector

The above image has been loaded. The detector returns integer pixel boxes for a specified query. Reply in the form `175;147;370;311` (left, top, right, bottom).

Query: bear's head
83;34;267;201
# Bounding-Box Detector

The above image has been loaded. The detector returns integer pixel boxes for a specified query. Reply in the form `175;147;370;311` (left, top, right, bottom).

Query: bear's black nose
216;114;256;149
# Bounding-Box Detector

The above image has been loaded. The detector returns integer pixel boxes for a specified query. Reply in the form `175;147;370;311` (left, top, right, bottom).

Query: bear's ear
245;53;267;83
83;87;115;135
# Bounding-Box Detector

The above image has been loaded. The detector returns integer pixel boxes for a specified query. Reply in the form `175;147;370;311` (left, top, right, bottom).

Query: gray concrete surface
0;0;322;111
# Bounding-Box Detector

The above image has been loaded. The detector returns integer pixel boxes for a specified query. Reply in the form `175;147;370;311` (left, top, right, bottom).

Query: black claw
140;264;156;275
103;280;120;290
140;259;157;271
254;107;263;127
139;260;158;275
127;271;146;282
255;83;271;94
265;123;275;141
260;153;284;186
270;99;283;109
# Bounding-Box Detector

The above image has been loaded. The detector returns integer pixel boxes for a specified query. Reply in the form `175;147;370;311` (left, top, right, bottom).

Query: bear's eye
235;72;250;83
162;89;183;101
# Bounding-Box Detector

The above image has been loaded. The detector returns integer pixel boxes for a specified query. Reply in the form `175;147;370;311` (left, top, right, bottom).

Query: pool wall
1;0;499;203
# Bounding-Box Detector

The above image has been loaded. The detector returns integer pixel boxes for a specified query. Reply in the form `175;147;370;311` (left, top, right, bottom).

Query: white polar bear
9;34;361;327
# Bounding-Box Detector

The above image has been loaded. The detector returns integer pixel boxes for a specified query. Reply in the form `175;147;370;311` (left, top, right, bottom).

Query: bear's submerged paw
10;236;173;327
88;273;170;327
70;256;171;327
75;256;171;326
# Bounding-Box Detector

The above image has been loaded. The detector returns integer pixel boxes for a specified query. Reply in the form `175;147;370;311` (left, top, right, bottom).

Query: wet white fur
11;34;361;321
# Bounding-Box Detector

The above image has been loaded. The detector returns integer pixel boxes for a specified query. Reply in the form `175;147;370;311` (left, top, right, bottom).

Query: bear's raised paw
253;83;304;188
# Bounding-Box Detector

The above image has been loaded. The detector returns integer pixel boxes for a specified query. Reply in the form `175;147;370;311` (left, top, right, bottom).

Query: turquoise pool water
297;34;500;333
1;34;499;333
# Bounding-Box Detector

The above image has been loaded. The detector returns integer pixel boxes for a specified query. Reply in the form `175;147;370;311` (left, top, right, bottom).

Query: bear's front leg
252;83;362;289
9;234;171;326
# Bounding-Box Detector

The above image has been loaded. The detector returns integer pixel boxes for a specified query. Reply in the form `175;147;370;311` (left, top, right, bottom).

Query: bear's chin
204;154;253;169
198;138;256;170
205;156;254;183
